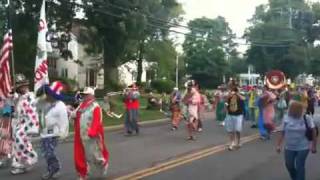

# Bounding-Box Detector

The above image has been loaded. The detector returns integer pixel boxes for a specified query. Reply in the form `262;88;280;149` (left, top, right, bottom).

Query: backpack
229;95;239;113
303;114;319;141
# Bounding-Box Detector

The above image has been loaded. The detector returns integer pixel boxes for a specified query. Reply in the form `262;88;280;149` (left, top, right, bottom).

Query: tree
183;17;236;88
81;0;183;87
245;0;320;79
0;0;76;79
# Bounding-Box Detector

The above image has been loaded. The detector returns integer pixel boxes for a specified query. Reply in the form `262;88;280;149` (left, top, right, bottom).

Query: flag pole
6;0;16;89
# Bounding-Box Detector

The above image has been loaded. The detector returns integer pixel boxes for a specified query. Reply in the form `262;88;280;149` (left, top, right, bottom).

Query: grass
69;94;167;131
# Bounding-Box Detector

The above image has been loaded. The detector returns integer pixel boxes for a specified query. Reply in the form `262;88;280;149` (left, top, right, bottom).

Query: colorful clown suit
12;92;39;171
74;98;109;179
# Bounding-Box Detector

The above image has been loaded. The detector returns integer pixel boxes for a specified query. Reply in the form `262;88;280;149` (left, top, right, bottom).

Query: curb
31;118;170;144
31;111;214;144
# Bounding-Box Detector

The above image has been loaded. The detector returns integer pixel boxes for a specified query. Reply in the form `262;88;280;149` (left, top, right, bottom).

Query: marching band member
123;84;140;135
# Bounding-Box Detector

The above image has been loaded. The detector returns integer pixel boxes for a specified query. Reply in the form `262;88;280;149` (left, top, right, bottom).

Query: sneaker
11;168;26;175
52;171;61;179
187;136;196;141
228;145;234;151
198;128;203;132
171;126;177;131
234;143;242;149
41;172;53;180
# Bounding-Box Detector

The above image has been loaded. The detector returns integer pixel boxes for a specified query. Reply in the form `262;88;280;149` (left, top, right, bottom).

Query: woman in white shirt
277;101;317;180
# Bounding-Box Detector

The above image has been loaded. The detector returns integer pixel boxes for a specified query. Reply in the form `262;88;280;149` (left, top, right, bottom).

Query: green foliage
151;79;175;94
145;40;177;79
245;0;320;78
81;0;183;85
183;17;236;88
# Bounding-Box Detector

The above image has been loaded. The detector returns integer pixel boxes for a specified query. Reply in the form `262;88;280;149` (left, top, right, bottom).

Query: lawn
68;94;167;132
98;94;167;126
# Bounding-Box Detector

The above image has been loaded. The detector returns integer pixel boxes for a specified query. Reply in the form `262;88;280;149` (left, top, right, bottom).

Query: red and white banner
0;30;13;98
34;0;49;92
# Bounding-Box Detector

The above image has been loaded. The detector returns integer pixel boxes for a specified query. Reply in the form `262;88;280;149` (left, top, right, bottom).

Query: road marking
114;133;260;180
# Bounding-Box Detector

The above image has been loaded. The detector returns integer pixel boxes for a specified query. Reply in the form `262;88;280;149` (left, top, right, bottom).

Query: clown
37;81;69;179
73;87;109;180
11;74;39;174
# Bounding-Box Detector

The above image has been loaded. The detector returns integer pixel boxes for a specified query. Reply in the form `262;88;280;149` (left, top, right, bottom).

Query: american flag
0;30;13;98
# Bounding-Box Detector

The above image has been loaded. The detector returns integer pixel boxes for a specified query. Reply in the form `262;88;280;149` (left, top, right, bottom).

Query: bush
151;79;175;94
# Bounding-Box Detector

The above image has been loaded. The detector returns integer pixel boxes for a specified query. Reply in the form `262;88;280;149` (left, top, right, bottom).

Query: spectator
277;101;317;180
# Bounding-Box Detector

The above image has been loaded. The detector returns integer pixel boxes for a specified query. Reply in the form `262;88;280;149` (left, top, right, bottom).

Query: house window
86;69;96;86
61;68;68;78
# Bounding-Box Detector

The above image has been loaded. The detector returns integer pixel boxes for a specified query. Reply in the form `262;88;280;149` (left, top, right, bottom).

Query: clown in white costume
11;74;39;175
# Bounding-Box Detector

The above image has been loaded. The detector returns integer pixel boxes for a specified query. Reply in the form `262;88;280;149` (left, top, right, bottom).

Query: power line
61;0;295;47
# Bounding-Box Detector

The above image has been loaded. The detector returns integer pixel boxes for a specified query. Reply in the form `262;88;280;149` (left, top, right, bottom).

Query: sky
175;0;318;53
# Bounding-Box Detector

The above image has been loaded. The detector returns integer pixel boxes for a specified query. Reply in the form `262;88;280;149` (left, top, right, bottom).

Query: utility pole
175;54;179;88
288;0;292;29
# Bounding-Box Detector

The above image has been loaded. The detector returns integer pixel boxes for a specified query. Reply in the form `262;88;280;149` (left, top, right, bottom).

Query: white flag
34;0;49;92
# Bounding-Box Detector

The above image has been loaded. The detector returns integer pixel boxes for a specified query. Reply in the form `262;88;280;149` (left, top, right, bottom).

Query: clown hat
15;73;29;88
44;81;66;100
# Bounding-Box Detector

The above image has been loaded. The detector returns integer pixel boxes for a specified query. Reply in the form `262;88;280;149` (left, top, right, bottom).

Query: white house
48;22;153;89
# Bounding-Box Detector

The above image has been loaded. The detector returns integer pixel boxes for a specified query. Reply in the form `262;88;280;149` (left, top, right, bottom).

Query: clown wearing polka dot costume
11;74;39;175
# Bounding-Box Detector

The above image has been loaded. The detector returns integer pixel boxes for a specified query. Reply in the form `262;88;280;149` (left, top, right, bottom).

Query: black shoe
125;131;132;136
251;124;257;128
135;128;139;135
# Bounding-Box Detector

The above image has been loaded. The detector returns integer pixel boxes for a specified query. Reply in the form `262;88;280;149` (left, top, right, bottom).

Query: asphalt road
147;134;320;180
3;110;318;180
0;112;255;180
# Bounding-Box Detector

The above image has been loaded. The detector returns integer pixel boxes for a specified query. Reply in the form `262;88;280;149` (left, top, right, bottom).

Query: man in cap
73;87;109;180
37;81;69;179
11;74;39;174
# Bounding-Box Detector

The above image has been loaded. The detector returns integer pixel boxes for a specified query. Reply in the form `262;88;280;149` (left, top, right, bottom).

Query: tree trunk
136;41;144;84
103;43;119;90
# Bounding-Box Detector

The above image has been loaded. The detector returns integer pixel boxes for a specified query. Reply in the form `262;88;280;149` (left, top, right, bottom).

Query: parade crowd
0;72;318;180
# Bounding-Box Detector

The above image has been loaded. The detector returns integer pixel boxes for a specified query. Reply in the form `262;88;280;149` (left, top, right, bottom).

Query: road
0;111;319;180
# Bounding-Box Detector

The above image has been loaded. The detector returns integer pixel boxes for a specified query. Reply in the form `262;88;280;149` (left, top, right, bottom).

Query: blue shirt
280;115;315;151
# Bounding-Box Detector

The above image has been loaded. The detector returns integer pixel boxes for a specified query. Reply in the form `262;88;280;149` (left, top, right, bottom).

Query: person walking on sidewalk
37;81;69;179
277;101;317;180
10;74;40;175
170;87;182;131
225;87;245;150
73;87;109;180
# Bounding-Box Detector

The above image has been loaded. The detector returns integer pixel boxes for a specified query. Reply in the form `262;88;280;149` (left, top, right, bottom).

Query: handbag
0;118;13;156
304;114;319;141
